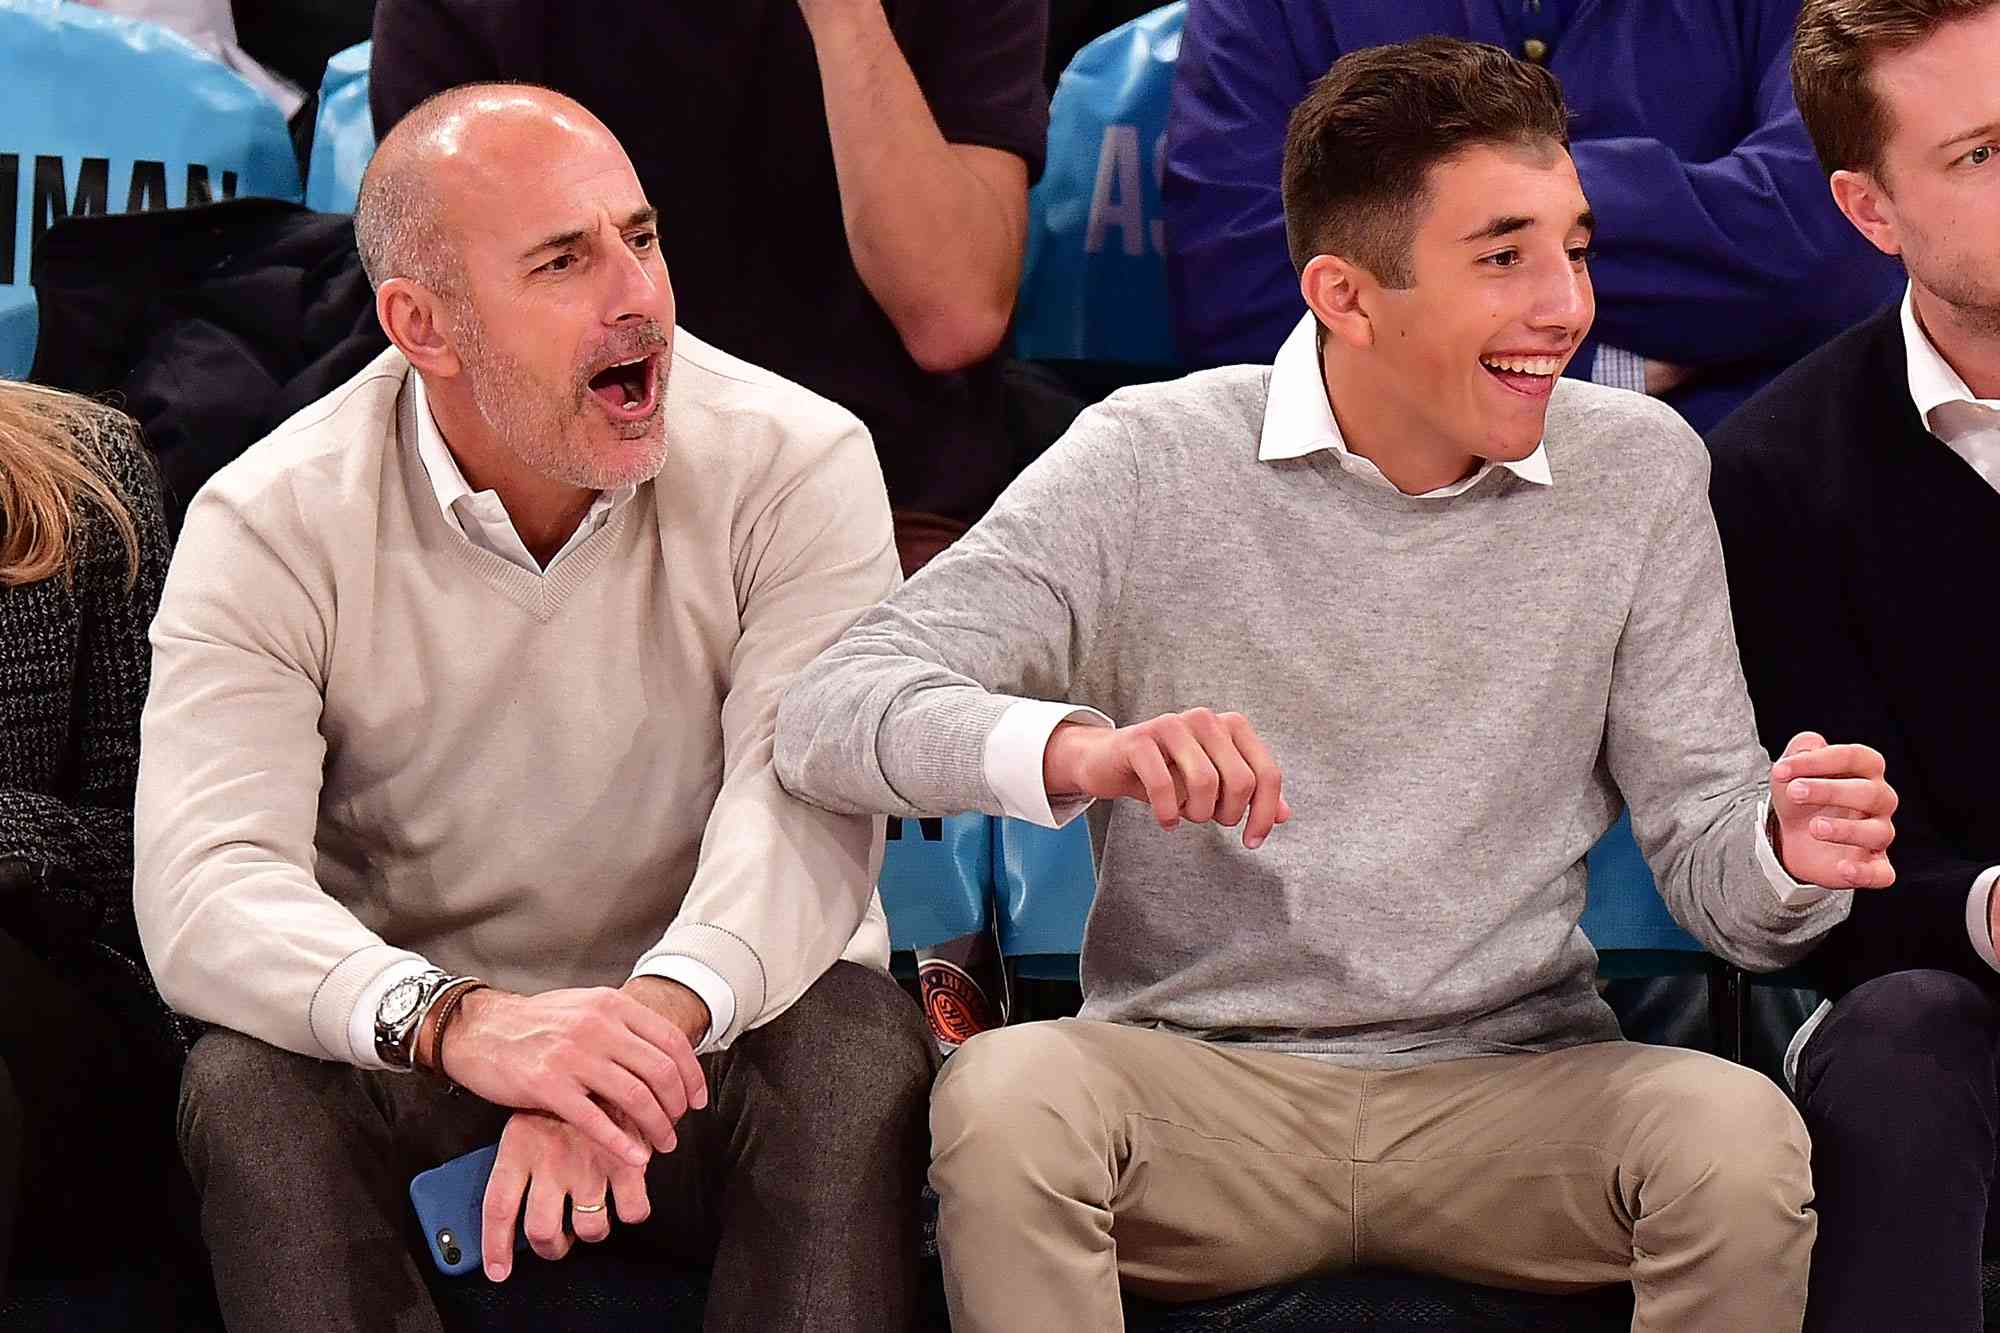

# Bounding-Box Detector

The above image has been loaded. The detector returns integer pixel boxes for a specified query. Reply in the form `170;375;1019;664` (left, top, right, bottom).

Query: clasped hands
430;976;710;1280
1047;711;1897;891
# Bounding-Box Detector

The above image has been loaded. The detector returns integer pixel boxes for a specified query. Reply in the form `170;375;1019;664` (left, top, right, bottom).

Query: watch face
381;978;425;1026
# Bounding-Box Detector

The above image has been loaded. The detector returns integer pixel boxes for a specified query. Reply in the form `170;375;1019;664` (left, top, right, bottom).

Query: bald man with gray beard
137;85;932;1333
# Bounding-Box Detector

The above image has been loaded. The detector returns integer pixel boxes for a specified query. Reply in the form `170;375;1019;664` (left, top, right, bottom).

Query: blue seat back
0;0;302;377
994;818;1096;956
1012;3;1185;368
1580;810;1705;954
876;813;993;952
304;41;375;215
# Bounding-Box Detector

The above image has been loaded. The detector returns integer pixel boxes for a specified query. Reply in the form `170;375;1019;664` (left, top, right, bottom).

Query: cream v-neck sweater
135;336;897;1063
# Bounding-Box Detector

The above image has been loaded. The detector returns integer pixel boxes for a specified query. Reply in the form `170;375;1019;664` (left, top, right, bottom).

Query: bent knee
758;963;935;1119
178;1030;345;1162
1637;1057;1810;1209
1829;969;1997;1064
931;1021;1108;1156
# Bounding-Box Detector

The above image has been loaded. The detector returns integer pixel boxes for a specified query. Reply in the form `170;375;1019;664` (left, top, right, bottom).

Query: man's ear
1829;169;1903;258
376;278;464;377
1300;254;1376;352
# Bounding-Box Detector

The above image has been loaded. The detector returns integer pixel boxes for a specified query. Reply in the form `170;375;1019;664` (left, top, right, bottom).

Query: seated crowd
0;1;1994;1331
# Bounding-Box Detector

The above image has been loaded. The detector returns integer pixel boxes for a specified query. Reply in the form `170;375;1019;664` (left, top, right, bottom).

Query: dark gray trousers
1797;969;2000;1333
178;961;935;1333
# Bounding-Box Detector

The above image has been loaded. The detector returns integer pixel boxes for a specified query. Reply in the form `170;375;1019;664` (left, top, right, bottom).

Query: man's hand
1645;359;1697;397
481;1110;651;1282
440;987;707;1168
1043;709;1291;848
1769;731;1898;889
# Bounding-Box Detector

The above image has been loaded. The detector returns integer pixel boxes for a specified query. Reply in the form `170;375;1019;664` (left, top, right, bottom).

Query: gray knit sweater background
778;369;1849;1066
0;427;169;964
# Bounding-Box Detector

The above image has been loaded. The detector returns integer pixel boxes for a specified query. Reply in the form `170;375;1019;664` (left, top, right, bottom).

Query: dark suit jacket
1709;301;2000;999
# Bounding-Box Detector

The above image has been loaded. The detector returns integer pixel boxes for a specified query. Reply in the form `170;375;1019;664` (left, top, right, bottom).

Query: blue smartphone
409;1143;527;1276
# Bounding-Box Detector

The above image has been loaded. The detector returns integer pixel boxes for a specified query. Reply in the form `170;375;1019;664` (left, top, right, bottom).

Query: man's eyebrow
1458;208;1596;245
1458;214;1534;244
519;208;659;262
521;227;588;262
1937;120;2000;151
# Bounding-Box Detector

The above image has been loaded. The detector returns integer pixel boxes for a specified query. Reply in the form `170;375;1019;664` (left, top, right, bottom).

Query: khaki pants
931;1019;1813;1333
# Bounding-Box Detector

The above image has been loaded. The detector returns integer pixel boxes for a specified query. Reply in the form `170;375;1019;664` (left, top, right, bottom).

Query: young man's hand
480;1109;653;1282
1043;709;1291;848
439;987;708;1168
1769;731;1898;889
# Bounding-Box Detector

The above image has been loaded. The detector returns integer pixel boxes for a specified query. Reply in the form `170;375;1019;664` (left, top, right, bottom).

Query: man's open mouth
1479;353;1563;397
586;354;660;421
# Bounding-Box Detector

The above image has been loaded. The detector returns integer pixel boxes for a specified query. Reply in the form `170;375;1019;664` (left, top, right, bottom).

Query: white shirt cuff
347;957;439;1071
630;955;735;1055
1965;867;2000;973
982;699;1115;828
1591;344;1649;394
1755;796;1839;909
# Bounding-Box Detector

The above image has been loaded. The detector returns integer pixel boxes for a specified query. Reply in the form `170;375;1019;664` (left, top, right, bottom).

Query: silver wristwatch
374;968;453;1071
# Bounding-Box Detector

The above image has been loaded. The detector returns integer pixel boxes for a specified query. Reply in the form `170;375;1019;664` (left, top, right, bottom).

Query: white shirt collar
1901;282;2000;428
409;370;636;575
1257;314;1552;496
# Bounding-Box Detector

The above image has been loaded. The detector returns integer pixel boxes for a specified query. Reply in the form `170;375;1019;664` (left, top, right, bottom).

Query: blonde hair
0;381;143;589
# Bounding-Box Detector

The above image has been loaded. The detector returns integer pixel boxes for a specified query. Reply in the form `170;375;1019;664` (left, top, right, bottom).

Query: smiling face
1353;139;1595;469
1845;5;2000;337
432;104;678;491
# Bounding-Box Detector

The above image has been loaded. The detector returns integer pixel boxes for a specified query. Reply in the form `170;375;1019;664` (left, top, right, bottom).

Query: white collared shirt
1898;286;2000;974
981;315;1812;916
349;374;736;1065
1902;285;2000;494
409;371;636;575
1256;314;1554;493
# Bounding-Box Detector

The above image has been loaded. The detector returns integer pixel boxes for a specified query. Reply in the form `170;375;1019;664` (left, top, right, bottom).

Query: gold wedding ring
571;1199;608;1214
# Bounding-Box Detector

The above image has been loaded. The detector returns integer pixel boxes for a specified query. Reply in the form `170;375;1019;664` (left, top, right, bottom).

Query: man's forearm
799;0;1025;372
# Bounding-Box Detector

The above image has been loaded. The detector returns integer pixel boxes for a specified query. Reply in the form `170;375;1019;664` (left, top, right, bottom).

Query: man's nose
1532;260;1594;337
604;239;671;326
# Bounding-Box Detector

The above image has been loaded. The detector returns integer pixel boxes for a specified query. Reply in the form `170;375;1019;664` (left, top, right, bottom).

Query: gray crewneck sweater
776;368;1848;1065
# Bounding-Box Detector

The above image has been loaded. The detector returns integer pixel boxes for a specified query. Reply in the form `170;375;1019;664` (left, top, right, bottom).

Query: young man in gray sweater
776;37;1900;1333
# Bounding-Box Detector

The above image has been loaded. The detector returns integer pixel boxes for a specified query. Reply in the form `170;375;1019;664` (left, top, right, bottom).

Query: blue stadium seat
878;812;995;952
1013;3;1185;371
305;41;376;215
1580;809;1708;966
0;0;301;377
994;816;1094;978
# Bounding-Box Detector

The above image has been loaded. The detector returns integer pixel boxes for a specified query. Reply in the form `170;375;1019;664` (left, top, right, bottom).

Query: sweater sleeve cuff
346;958;438;1073
635;923;766;1049
1965;867;2000;974
982;700;1115;828
629;955;735;1055
311;942;432;1067
1755;796;1841;910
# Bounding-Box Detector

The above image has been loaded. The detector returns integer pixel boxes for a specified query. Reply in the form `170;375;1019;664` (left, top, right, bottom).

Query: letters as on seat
0;0;301;377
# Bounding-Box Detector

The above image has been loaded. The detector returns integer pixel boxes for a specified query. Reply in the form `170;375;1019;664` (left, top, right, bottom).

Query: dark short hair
1280;36;1571;288
1792;0;2000;181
